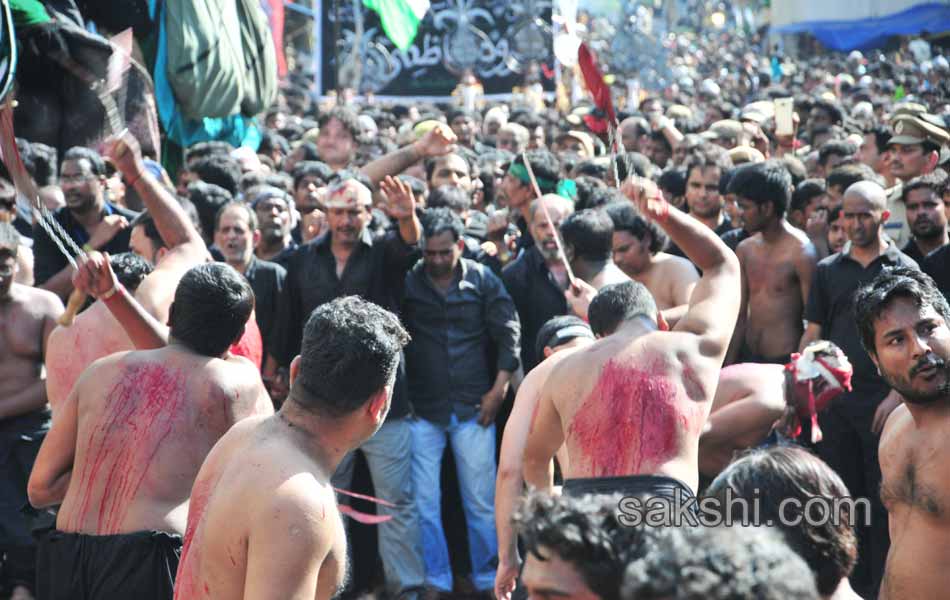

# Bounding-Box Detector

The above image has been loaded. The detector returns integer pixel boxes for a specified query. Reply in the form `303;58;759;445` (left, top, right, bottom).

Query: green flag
363;0;430;51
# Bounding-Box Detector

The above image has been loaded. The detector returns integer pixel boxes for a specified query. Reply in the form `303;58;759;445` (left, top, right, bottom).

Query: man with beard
800;181;919;598
502;194;574;373
667;148;733;261
33;146;138;300
213;202;286;377
727;161;818;365
853;268;950;600
885;114;948;248
251;186;297;266
0;223;63;600
496;151;561;251
900;171;948;263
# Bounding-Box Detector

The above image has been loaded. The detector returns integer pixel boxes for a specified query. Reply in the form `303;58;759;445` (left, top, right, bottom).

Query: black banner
321;0;554;97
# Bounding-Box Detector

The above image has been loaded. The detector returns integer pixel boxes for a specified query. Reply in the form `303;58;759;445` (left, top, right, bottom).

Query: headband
542;324;595;351
508;163;577;201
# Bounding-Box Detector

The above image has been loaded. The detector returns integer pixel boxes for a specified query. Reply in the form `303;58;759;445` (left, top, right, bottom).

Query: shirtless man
28;261;273;599
494;315;595;600
728;161;818;365
699;341;853;481
853;267;950;600
523;177;740;498
560;208;630;290
606;201;698;324
173;296;409;599
44;132;261;414
0;223;63;600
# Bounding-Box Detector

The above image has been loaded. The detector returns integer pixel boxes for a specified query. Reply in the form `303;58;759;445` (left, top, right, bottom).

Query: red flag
577;43;616;126
261;0;287;78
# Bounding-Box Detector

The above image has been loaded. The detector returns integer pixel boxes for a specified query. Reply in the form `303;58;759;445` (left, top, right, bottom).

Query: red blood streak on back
174;474;216;599
567;359;702;477
69;364;186;534
229;313;262;368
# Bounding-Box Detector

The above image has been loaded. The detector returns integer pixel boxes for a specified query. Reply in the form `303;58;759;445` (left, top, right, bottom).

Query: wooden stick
58;288;87;326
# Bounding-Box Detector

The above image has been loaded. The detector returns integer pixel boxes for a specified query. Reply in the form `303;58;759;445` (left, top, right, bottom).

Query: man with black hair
502;194;573;373
852;267;950;599
817;140;858;179
250;186;297;265
670;148;734;262
606;202;697;324
317;106;362;170
0;222;63;600
426;151;474;193
447;107;479;150
271;174;426;600
33;146;138;300
727;160;818;366
808;99;844;141
403;208;520;595
789;179;828;232
494;315;597;599
859;125;896;187
886;114;949;248
186;181;233;246
291;160;334;215
187;155;242;197
214;202;286;376
621;524;818;600
560;209;629;290
29;261;273;600
172;296;410;600
706;446;860;599
523;177;739;499
901;171;948;262
513;491;650;600
800;181;919;598
498;150;561;250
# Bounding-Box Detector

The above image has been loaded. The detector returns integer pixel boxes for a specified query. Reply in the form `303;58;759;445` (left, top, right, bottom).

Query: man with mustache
800;181;920;598
884;114;948;248
900;172;948;263
854;267;950;599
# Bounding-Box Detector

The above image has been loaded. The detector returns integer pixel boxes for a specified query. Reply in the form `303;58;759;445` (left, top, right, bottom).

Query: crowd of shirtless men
4;59;950;600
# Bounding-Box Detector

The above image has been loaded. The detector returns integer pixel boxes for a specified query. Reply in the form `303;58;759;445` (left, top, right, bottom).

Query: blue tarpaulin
773;2;950;51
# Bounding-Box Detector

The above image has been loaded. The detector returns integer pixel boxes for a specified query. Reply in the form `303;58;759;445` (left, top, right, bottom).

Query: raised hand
380;176;416;221
72;251;119;299
621;175;670;222
104;129;145;179
413;123;458;158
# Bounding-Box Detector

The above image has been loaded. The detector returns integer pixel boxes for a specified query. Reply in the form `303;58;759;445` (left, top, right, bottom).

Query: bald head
843;180;887;211
529;194;574;223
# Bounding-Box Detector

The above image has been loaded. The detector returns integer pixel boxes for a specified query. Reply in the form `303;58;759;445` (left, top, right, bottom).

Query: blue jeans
333;417;426;597
410;414;498;592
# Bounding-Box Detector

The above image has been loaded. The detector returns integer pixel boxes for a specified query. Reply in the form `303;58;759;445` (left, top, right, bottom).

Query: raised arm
622;178;741;358
72;251;168;349
361;124;457;185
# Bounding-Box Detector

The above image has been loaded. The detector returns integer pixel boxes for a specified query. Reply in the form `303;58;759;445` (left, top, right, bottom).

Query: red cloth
261;0;287;78
229;311;263;368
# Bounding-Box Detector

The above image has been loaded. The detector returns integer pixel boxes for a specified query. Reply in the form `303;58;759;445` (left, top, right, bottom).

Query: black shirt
805;242;918;402
901;239;926;264
402;258;521;424
502;245;568;373
33;202;138;285
242;256;286;360
923;244;950;300
272;228;419;419
668;215;733;258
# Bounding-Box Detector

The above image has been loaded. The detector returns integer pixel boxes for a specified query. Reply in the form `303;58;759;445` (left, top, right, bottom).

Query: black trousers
35;528;182;600
813;390;889;600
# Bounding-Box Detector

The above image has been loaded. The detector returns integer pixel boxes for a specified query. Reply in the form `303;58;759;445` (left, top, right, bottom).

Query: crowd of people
3;2;950;600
